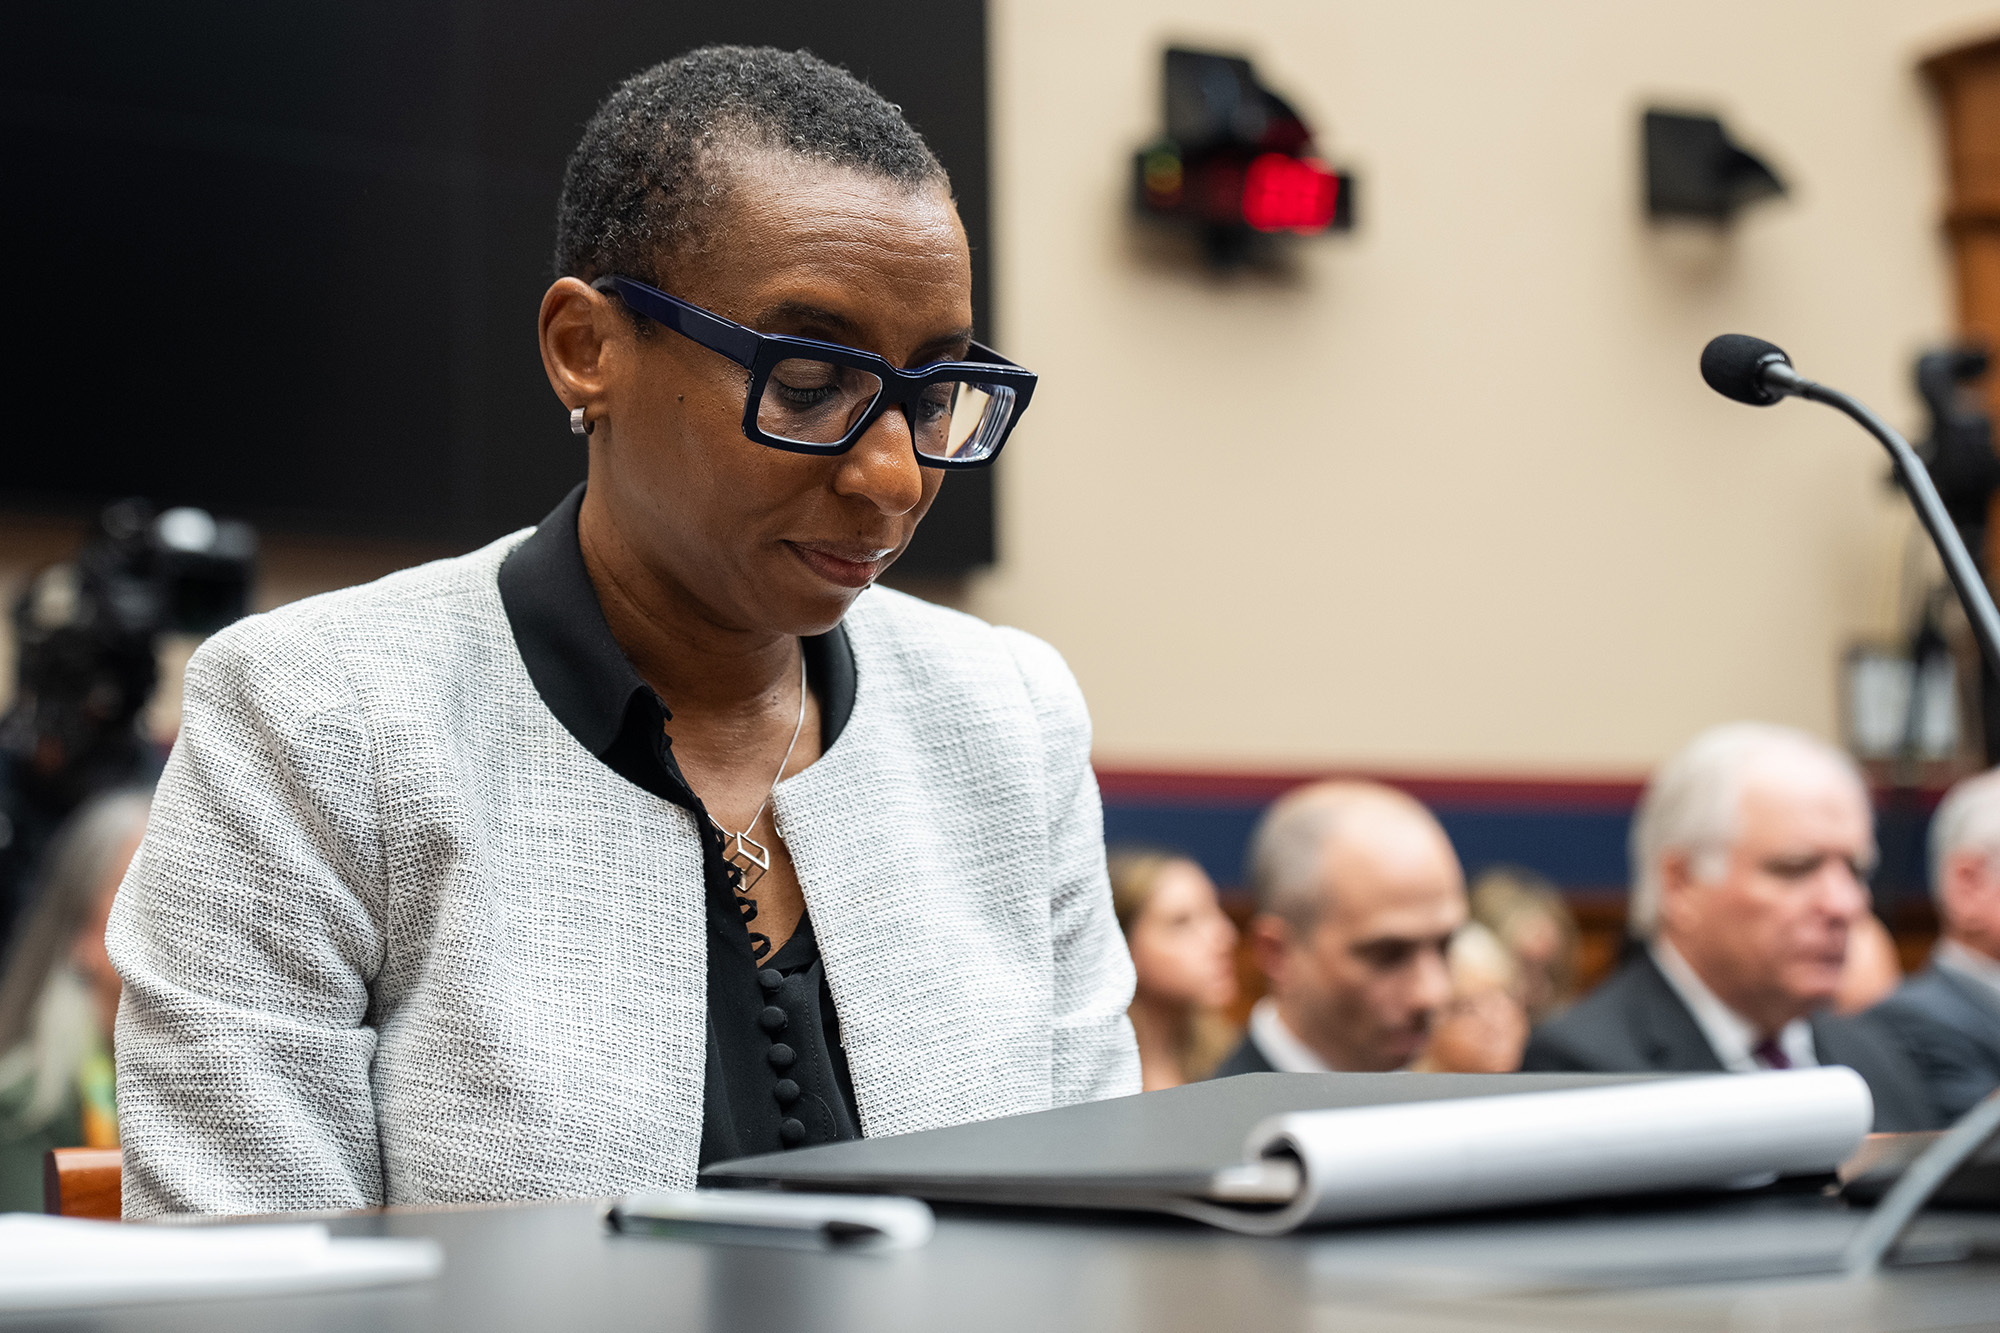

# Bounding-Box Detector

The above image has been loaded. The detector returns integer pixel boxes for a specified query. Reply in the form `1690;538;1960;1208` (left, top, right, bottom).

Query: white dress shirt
1247;997;1337;1073
1651;939;1817;1071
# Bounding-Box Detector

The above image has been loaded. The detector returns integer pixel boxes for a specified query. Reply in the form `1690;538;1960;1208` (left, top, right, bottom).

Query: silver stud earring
569;406;594;437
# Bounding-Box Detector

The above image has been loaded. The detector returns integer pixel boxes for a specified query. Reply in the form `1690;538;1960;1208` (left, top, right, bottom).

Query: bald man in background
1211;782;1467;1076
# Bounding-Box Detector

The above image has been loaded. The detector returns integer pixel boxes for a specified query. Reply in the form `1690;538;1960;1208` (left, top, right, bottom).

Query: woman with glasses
109;46;1139;1217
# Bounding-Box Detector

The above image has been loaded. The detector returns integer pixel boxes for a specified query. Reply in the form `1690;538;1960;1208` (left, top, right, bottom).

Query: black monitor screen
2;1;993;571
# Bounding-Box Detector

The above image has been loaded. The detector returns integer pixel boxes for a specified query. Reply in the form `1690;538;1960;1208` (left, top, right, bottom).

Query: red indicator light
1241;153;1339;232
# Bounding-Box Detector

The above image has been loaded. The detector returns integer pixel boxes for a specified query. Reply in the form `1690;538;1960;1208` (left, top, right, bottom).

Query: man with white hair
1212;781;1466;1077
1867;769;2000;1121
1520;723;1937;1131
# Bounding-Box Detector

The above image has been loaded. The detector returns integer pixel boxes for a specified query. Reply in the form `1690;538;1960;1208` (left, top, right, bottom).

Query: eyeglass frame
592;275;1036;468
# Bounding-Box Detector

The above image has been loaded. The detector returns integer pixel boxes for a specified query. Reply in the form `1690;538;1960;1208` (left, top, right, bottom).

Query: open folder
704;1069;1873;1235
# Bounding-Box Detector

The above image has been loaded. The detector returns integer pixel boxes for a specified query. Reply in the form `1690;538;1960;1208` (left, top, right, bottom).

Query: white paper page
0;1215;442;1311
1231;1067;1872;1234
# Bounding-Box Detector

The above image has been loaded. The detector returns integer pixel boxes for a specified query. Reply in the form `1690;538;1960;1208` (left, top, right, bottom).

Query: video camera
0;499;255;937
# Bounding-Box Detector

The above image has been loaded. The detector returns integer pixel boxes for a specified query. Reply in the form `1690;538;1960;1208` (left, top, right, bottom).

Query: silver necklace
713;649;808;892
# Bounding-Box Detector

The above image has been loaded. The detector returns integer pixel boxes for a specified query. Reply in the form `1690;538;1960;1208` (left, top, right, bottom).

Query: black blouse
496;484;862;1164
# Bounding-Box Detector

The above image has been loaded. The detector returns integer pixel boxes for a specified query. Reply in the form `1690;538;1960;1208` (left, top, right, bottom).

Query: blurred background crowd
7;0;2000;1206
1110;730;2000;1141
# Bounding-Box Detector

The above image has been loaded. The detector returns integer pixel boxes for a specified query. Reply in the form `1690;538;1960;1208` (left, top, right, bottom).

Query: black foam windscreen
1701;334;1791;406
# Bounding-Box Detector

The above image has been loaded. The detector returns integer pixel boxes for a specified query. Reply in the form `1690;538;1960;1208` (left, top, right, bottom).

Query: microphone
1700;334;1809;406
1701;333;2000;676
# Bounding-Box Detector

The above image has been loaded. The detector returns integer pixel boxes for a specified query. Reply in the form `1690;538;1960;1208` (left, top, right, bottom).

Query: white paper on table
0;1214;442;1311
1191;1066;1873;1235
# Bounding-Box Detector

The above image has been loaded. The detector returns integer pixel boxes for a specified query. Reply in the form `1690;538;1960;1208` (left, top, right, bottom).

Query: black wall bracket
1644;109;1785;222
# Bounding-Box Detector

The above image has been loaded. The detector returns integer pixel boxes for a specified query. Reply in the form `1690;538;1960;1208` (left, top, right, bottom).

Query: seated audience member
1521;723;1937;1130
1413;921;1530;1074
109;47;1139;1219
1868;769;2000;1121
1108;849;1240;1090
1468;865;1581;1022
1835;909;1903;1016
1212;782;1466;1076
0;790;149;1210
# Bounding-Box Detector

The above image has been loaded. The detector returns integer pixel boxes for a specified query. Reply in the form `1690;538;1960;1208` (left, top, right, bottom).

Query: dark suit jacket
1210;1032;1277;1080
1867;956;2000;1123
1520;951;1941;1131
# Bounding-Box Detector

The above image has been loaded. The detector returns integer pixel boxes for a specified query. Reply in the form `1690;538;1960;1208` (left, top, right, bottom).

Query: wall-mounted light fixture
1643;109;1785;222
1134;47;1354;266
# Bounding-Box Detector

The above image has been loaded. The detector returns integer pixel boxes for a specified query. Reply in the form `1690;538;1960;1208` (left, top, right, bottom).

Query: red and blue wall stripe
1096;768;1941;902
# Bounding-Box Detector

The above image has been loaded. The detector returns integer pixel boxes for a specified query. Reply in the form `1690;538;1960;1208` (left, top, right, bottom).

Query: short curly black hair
553;46;948;296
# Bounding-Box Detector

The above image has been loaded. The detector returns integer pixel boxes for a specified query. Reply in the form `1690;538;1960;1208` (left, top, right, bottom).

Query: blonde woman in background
1412;922;1530;1073
1468;866;1582;1023
1109;848;1241;1090
0;788;149;1210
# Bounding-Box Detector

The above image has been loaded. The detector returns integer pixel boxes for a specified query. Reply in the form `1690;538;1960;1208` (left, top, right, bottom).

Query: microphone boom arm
1769;361;2000;677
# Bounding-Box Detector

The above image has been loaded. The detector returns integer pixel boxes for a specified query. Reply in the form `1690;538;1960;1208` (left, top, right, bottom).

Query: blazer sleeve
1517;1025;1592;1073
109;620;388;1218
995;626;1142;1107
1866;996;2000;1125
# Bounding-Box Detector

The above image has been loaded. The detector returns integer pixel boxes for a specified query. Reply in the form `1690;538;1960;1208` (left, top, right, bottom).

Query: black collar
496;484;854;805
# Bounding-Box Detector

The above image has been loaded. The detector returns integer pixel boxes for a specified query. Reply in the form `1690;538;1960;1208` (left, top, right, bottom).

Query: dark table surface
9;1190;2000;1332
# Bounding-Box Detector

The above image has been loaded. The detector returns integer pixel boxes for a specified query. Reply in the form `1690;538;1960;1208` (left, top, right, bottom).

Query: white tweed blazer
108;531;1140;1218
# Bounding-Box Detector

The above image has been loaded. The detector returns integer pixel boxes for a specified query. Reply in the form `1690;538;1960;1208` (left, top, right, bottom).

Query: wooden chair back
43;1147;122;1220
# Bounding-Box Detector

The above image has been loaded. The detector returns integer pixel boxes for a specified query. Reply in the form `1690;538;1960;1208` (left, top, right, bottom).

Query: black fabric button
757;969;783;993
767;1043;795;1069
774;1078;800;1105
758;1005;789;1034
780;1118;806;1146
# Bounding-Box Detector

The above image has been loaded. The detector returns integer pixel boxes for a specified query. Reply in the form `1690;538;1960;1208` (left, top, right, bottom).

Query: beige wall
971;0;2000;774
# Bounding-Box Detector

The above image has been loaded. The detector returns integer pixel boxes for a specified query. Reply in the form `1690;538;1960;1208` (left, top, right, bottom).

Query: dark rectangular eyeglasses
594;275;1036;468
